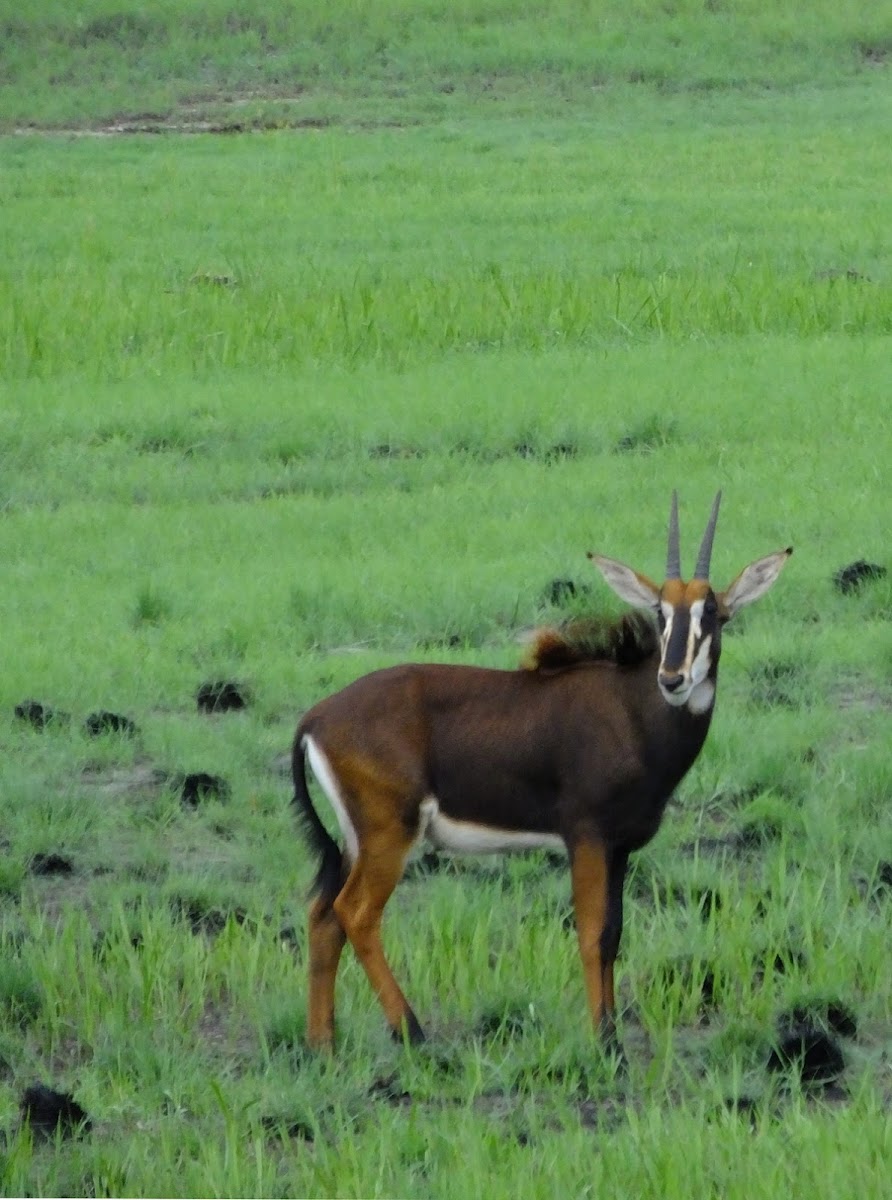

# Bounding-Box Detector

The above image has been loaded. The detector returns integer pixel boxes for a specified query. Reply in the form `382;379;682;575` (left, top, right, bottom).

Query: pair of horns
666;490;722;581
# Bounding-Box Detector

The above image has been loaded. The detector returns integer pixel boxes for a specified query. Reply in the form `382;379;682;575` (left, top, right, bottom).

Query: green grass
1;1;891;1195
2;0;891;129
4;89;892;381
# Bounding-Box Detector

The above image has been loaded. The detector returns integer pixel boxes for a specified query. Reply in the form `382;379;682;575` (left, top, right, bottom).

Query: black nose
660;673;685;693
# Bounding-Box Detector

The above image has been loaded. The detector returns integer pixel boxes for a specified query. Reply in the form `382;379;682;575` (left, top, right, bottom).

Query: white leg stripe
303;735;359;864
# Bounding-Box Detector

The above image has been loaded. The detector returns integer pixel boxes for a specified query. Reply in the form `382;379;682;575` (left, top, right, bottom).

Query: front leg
569;836;613;1039
569;837;629;1050
600;847;629;1044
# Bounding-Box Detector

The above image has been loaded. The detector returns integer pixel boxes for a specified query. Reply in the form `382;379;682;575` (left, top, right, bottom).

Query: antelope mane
522;611;659;673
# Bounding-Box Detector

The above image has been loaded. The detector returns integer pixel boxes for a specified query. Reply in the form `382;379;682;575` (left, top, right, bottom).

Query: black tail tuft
292;737;344;903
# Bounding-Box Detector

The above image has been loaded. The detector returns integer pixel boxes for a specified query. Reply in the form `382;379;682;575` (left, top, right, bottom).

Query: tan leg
307;893;347;1049
333;827;425;1043
570;837;611;1036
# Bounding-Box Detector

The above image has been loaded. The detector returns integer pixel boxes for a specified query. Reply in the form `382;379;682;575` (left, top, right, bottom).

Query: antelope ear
588;553;662;610
717;548;793;621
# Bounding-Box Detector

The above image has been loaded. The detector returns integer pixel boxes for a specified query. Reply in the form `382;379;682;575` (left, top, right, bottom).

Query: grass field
1;2;891;1196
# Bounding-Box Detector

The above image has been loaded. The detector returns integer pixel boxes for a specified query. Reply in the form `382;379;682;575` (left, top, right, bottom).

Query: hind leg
334;822;425;1043
307;889;348;1050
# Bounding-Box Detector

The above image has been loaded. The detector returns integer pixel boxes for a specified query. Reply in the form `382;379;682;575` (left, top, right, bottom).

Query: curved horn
666;490;681;579
693;491;722;580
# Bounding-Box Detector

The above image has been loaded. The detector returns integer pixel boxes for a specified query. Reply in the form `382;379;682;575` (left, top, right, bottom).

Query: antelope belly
419;798;565;855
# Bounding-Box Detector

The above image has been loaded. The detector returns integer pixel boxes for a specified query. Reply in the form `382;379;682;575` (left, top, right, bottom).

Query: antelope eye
704;596;718;616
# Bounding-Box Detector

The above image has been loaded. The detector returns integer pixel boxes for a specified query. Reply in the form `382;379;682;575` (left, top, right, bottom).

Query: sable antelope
293;492;791;1049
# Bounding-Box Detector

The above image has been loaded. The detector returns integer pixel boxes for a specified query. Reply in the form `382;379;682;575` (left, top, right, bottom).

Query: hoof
392;1013;426;1046
306;1028;336;1053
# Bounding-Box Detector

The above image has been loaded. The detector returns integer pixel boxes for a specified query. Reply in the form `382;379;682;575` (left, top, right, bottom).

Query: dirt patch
767;1023;845;1087
20;1084;91;1140
512;441;578;463
81;762;170;796
188;271;238;288
176;772;230;808
857;41;891;67
452;439;579;466
857;860;892;903
169;895;251;936
475;1004;543;1042
196;680;251;713
778;1000;857;1040
261;1113;315;1142
13;108;375;138
14;700;70;730
814;267;871;282
368;442;425;460
29;852;74;877
539;578;593;608
416;633;464;651
836;681;892;712
832;560;886;594
614;418;676;454
368;1072;413;1105
84;710;139;737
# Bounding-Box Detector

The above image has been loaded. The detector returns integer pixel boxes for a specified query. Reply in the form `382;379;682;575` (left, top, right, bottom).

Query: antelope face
590;490;792;716
655;579;721;710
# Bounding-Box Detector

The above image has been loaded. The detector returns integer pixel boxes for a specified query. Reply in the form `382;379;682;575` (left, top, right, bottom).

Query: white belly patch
418;798;565;856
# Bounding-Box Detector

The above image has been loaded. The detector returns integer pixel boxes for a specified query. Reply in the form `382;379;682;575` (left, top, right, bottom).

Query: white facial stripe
689;598;705;642
689;634;713;685
419;798;565;856
669;601;711;679
303;734;359;864
660;602;674;654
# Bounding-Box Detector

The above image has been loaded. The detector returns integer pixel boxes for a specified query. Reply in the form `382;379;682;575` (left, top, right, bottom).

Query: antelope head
591;492;792;712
